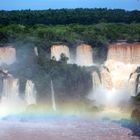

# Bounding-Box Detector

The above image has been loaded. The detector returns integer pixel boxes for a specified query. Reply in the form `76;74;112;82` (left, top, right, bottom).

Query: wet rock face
131;108;140;123
0;46;16;65
107;43;140;64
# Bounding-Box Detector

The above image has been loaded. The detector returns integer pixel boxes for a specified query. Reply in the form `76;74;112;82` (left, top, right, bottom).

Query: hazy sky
0;0;139;10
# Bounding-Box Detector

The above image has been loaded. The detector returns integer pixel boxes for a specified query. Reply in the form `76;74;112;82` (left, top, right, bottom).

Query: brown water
76;44;93;66
0;46;16;65
0;118;139;140
107;43;140;64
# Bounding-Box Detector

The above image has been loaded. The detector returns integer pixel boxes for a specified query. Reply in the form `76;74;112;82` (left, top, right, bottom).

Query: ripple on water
0;117;139;140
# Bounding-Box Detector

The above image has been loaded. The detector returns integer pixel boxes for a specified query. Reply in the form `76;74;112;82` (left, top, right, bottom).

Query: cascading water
0;46;16;65
2;77;19;100
25;80;36;105
0;45;25;117
51;80;56;111
0;76;25;118
92;72;101;93
89;43;140;110
107;43;140;64
0;42;140;140
100;67;113;90
89;69;131;110
105;60;138;91
105;43;140;92
76;44;93;66
128;67;140;96
128;72;138;96
34;47;39;56
0;42;139;117
51;45;70;61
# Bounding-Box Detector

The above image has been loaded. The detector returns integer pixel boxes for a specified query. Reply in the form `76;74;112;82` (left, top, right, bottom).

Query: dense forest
0;23;140;63
0;23;140;47
9;48;93;103
0;8;140;49
0;8;140;25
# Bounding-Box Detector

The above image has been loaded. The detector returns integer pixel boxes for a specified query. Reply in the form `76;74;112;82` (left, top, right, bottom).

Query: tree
60;53;69;64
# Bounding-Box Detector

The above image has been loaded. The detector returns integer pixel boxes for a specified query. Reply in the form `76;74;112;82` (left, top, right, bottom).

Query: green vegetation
0;23;139;63
0;9;140;25
11;51;92;102
35;55;92;102
0;8;139;102
0;9;140;50
0;23;140;50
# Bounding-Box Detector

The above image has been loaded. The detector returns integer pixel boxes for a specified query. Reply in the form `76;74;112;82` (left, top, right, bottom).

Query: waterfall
105;60;138;91
92;72;101;93
128;68;140;96
104;43;140;93
25;80;36;105
2;77;19;100
100;67;113;90
0;46;16;65
107;43;140;64
34;47;38;56
51;45;70;62
89;43;140;109
51;80;56;111
91;67;113;92
89;69;116;108
0;77;26;118
136;75;140;95
76;44;93;66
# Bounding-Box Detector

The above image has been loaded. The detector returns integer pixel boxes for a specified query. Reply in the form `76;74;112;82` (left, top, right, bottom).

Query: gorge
0;41;140;140
0;8;140;140
0;42;140;115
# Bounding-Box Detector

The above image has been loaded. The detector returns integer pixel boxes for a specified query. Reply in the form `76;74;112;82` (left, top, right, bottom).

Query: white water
34;47;39;56
51;45;70;62
88;43;140;109
92;72;101;93
2;77;19;99
51;80;56;111
0;77;37;118
90;62;137;109
50;44;94;66
76;44;93;66
105;60;138;92
0;46;16;65
0;43;139;116
0;77;25;118
88;85;131;110
25;80;36;105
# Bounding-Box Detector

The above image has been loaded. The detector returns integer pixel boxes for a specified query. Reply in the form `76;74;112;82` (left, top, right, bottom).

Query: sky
0;0;139;11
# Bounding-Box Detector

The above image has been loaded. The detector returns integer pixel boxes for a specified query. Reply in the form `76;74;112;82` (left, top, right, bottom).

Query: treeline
0;23;140;62
0;23;140;47
0;8;140;25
